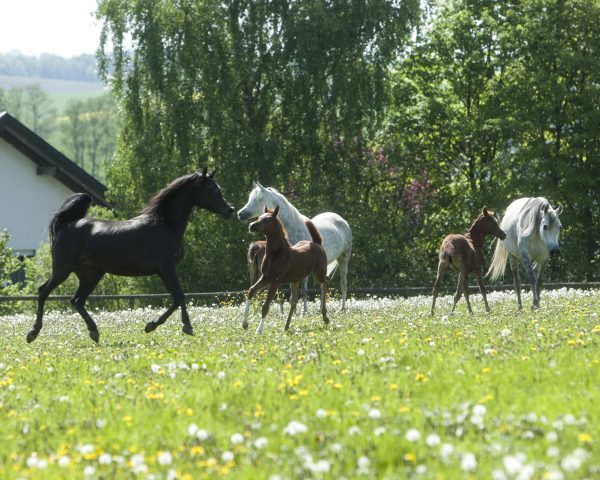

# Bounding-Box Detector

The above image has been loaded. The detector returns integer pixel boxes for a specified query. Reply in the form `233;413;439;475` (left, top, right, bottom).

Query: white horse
238;182;352;315
487;197;562;310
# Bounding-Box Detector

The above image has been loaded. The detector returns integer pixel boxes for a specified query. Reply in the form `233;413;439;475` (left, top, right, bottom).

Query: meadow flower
96;418;107;428
460;452;477;472
217;371;226;380
503;455;523;475
254;437;268;449
84;466;96;477
357;456;371;474
157;451;173;465
222;451;234;462
58;455;71;467
98;452;112;465
316;408;327;419
151;364;161;373
426;433;441;447
374;427;386;436
405;429;421;442
306;459;331;473
546;431;558;442
283;420;308;436
368;408;381;419
348;426;361;436
440;443;454;458
231;433;244;445
546;446;560;458
560;454;582;472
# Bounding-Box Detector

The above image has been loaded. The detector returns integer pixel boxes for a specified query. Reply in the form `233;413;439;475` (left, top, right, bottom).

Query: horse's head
479;207;506;240
194;167;235;218
238;182;277;222
540;203;562;256
249;206;280;235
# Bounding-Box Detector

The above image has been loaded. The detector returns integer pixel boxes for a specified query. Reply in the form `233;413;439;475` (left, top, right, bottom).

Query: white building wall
0;139;74;254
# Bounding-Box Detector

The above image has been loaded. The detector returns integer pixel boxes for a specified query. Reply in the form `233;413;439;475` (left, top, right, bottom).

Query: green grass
1;289;599;479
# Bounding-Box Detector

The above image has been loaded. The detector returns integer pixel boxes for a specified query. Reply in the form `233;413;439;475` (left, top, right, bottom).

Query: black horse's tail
306;219;323;245
49;193;92;243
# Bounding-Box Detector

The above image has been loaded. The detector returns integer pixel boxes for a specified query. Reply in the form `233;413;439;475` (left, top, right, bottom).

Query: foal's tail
49;193;92;243
306;219;323;245
487;238;508;281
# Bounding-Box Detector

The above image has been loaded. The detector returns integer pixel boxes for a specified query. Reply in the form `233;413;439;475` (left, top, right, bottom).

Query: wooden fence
1;282;598;306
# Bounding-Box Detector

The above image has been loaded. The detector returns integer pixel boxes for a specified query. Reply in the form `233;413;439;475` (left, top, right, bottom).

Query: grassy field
0;289;598;479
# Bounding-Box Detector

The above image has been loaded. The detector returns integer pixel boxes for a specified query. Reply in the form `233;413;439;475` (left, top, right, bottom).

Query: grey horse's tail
49;193;92;243
487;238;508;281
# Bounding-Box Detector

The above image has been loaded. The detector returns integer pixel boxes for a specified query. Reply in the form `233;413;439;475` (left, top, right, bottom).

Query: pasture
0;289;598;479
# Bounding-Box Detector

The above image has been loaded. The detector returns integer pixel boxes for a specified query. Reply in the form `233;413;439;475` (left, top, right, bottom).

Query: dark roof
0;111;109;207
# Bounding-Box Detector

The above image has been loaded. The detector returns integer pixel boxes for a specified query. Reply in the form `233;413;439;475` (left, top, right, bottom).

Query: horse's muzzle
550;247;560;257
238;209;250;222
224;206;235;219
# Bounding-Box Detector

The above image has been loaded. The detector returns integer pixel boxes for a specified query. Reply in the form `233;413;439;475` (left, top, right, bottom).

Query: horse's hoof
242;322;249;330
26;330;39;343
182;324;194;336
323;317;330;325
144;322;156;333
89;330;100;343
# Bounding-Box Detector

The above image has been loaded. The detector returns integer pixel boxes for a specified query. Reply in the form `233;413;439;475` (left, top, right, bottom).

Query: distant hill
0;51;101;83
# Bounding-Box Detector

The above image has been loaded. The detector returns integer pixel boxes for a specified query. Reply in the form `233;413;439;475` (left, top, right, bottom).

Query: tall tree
96;0;421;290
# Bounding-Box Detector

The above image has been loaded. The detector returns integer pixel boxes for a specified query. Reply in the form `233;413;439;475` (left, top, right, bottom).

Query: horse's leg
71;270;104;343
147;265;191;335
300;276;309;315
430;260;447;316
320;277;329;325
462;270;473;314
534;261;545;308
284;283;300;331
27;271;70;343
520;250;539;310
243;275;269;330
450;270;464;315
509;255;522;310
338;250;351;311
475;268;490;313
257;282;279;334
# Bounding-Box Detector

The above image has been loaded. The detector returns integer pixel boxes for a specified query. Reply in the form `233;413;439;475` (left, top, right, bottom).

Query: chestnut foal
243;206;329;334
430;207;506;316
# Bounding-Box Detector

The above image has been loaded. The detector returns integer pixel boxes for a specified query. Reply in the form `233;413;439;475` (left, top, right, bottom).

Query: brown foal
247;240;285;313
242;206;329;334
430;207;506;316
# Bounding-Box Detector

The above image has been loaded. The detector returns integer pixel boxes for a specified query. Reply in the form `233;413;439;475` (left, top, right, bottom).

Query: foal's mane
265;208;291;244
142;172;201;219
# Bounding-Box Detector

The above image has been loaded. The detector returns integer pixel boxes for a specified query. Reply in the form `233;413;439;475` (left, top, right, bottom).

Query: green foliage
0;231;24;314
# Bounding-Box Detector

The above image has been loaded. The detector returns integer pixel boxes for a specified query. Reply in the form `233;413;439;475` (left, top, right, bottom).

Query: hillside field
0;289;598;479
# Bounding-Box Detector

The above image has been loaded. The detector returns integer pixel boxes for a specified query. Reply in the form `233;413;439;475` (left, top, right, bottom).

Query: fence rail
1;282;599;304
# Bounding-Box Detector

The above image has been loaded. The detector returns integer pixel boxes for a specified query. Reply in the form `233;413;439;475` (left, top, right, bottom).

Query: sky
0;0;103;58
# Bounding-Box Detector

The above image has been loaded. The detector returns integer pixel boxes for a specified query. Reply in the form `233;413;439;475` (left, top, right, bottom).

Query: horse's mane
49;193;92;243
264;187;305;219
520;197;549;237
142;172;200;219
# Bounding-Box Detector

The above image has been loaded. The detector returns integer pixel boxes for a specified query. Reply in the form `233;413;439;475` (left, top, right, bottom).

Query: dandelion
151;364;161;373
503;455;523;476
368;408;381;419
254;437;268;449
58;456;71;467
440;443;454;461
560;454;582;472
405;429;421;442
374;427;386;436
348;426;361;436
546;431;558;442
196;429;210;441
283;420;308;436
316;409;327;419
222;451;234;463
157;451;173;465
84;465;96;477
426;434;440;447
577;432;592;444
98;453;112;465
305;459;331;473
230;433;244;445
460;452;477;472
546;446;560;458
191;446;205;456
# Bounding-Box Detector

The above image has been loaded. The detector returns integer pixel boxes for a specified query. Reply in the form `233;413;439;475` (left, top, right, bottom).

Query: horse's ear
542;203;549;214
257;182;267;191
483;207;489;216
209;167;218;178
264;206;269;213
273;205;280;217
201;167;208;178
555;205;563;216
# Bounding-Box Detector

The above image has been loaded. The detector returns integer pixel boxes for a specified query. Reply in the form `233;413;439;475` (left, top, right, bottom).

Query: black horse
27;168;234;343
